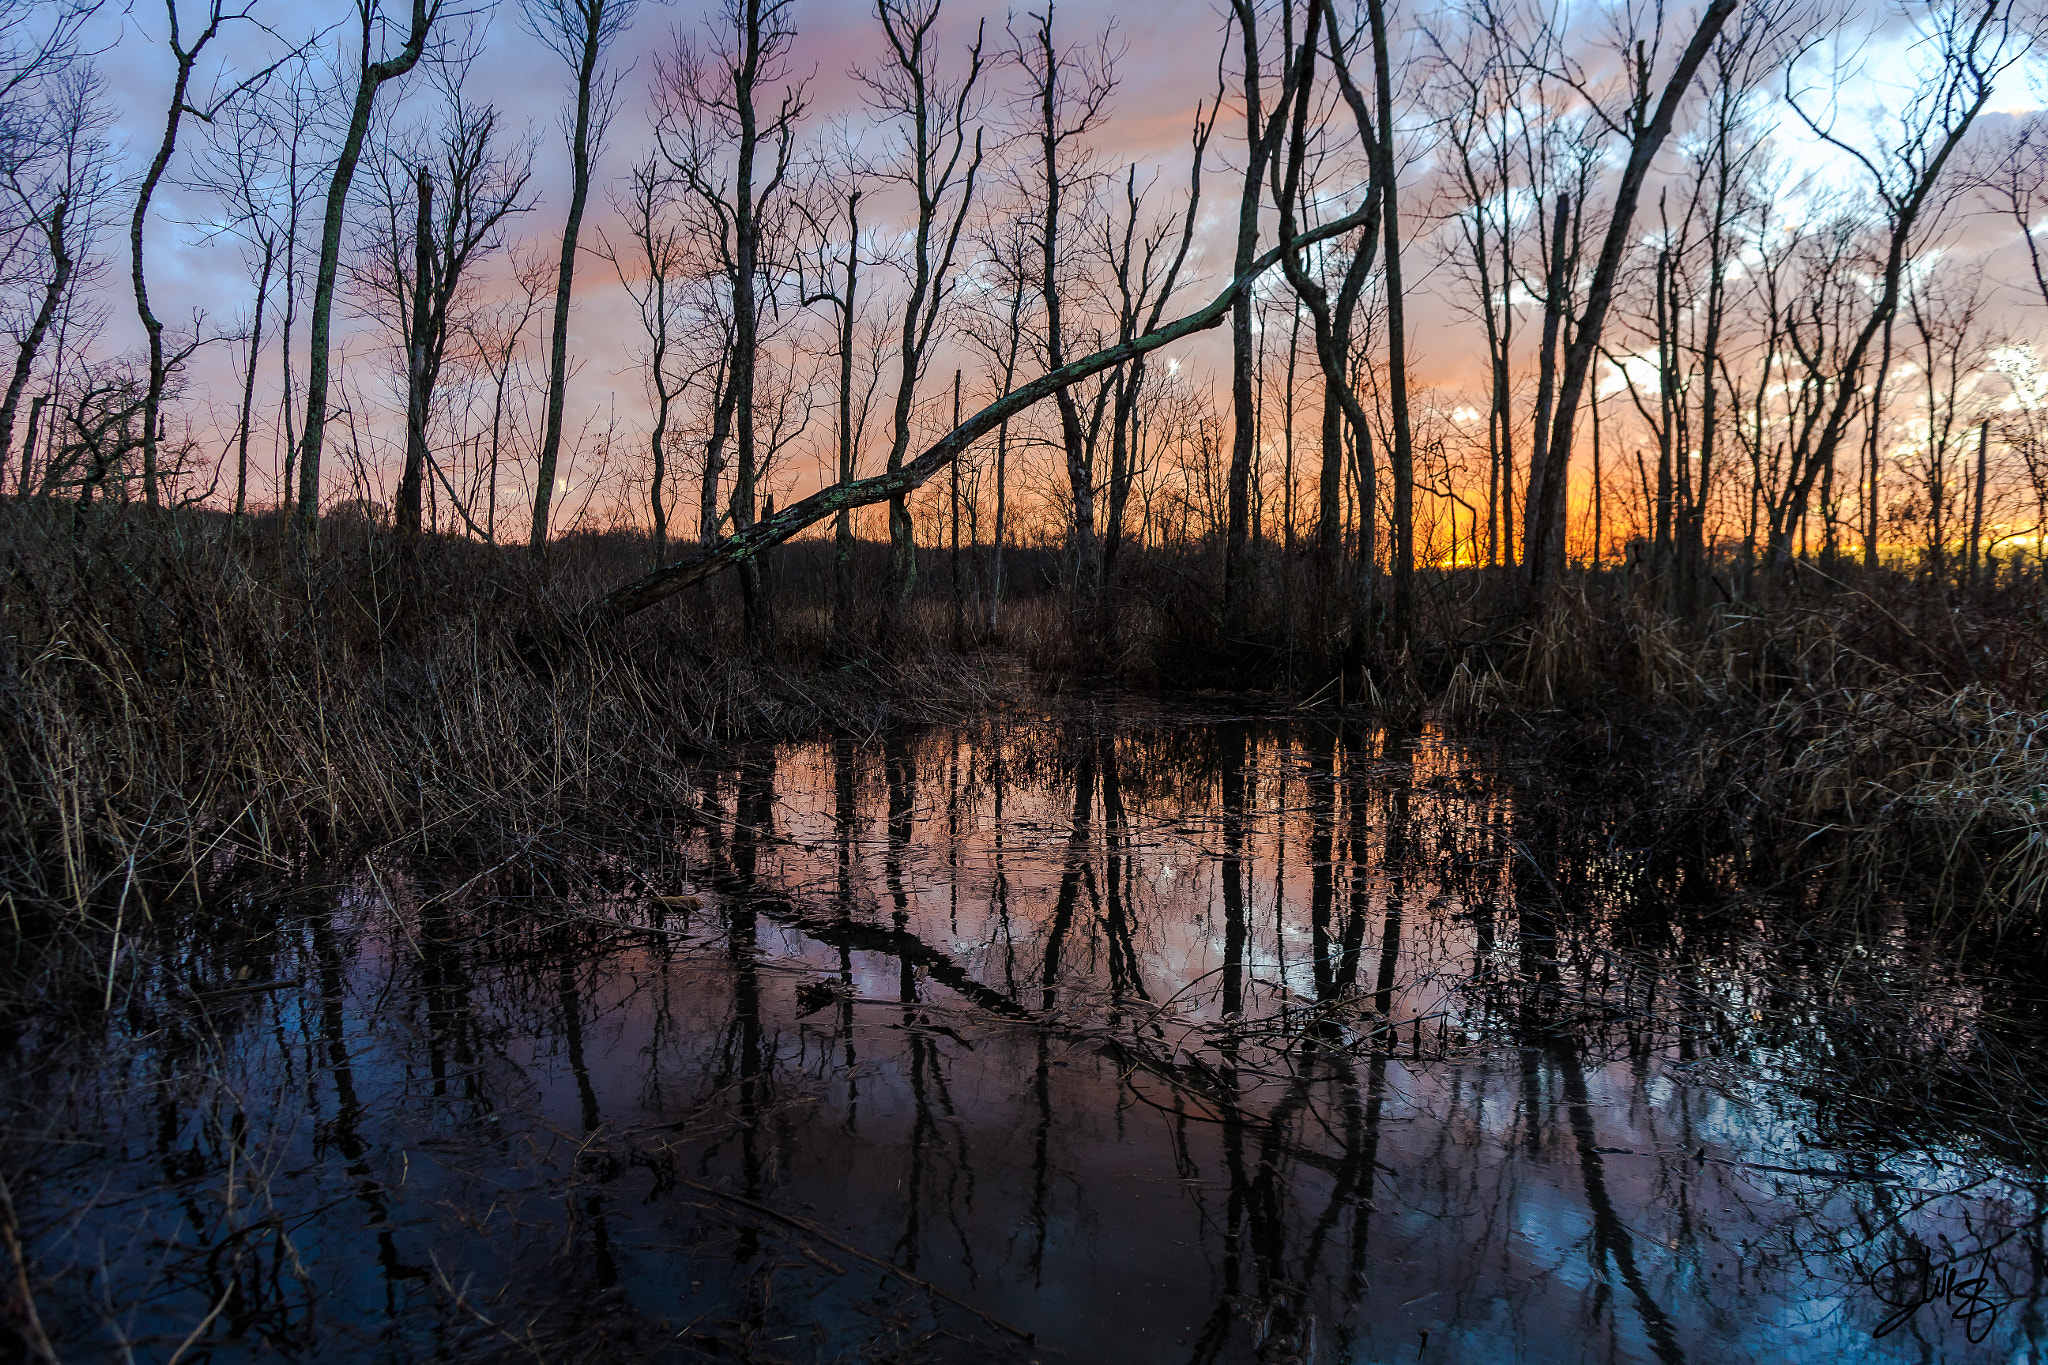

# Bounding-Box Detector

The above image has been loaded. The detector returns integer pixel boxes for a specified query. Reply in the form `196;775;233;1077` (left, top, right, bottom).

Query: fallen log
594;201;1378;620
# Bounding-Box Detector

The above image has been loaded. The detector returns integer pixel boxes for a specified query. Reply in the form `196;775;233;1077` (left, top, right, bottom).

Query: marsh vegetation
8;0;2048;1359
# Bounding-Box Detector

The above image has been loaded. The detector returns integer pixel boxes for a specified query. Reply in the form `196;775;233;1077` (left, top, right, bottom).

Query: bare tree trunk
133;2;228;508
1309;5;1389;616
397;166;434;544
528;0;626;553
1524;0;1738;592
1653;242;1675;575
989;278;1022;632
648;375;672;566
1222;0;1304;619
1687;184;1733;608
869;0;984;645
1590;362;1602;568
1522;192;1570;585
699;357;735;544
278;128;303;513
1864;311;1895;569
639;200;677;566
232;233;275;520
1364;0;1414;646
295;0;437;543
18;395;47;497
0;193;70;484
950;368;964;651
831;190;861;640
731;0;769;641
1970;418;1989;589
1033;13;1097;638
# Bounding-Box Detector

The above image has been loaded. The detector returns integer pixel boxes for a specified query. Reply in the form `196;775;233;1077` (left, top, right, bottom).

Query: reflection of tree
1220;721;1248;1020
1308;725;1338;1010
418;894;486;1120
312;903;431;1304
884;730;914;929
1557;1041;1686;1363
555;954;618;1287
1373;727;1411;1044
991;734;1017;1000
832;733;860;1130
894;995;980;1286
1040;736;1096;1013
37;714;2048;1363
709;743;777;1265
1029;1030;1054;1285
888;737;981;1290
1099;727;1148;1006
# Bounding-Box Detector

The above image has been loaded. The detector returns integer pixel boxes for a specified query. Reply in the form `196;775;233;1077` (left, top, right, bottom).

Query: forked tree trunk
296;0;437;542
1524;0;1738;592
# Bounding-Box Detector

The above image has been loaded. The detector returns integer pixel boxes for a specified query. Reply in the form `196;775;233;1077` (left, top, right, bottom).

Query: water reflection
9;709;2048;1363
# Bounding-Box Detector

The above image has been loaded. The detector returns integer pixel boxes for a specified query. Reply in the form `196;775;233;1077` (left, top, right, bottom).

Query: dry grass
7;497;2045;972
1418;568;2048;932
1756;681;2048;930
0;500;1012;1011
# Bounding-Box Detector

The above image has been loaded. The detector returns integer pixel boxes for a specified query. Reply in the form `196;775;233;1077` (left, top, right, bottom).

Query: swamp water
10;709;2048;1364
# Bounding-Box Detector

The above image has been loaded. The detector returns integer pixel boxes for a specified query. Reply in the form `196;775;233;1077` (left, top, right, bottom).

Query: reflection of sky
12;712;2046;1362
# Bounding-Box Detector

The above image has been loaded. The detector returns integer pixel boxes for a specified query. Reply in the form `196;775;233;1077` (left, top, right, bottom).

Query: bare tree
654;0;807;640
129;0;298;508
0;0;104;292
600;153;689;565
863;0;985;640
963;215;1035;631
294;0;442;542
456;249;551;539
247;67;328;514
353;83;533;567
0;62;109;485
1014;7;1114;632
1097;143;1210;636
796;171;878;638
598;185;1377;619
1743;0;2015;572
1278;0;1382;595
1519;0;1740;591
1970;108;2048;312
1671;12;1784;601
523;0;636;552
1222;0;1316;617
186;62;319;518
1357;0;1416;642
1903;259;1993;580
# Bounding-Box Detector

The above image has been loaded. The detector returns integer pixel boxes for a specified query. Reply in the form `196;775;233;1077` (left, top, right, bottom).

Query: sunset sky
57;0;2048;549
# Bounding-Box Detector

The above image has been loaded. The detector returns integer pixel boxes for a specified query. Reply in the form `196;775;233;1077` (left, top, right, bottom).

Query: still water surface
12;709;2048;1363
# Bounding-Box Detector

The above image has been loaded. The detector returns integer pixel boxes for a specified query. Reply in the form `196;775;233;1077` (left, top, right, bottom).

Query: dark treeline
4;0;2048;654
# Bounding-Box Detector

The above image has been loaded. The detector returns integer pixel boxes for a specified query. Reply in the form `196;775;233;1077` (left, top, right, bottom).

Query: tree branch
594;198;1379;619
